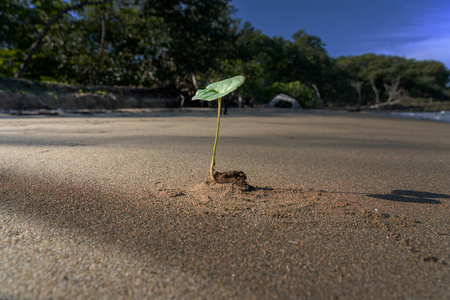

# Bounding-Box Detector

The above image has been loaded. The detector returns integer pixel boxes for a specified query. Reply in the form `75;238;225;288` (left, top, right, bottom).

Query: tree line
1;0;449;107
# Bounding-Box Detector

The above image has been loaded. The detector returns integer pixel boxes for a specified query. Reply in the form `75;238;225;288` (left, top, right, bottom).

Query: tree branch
15;0;112;78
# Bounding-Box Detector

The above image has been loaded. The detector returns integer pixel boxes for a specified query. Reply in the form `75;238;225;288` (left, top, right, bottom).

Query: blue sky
230;0;450;68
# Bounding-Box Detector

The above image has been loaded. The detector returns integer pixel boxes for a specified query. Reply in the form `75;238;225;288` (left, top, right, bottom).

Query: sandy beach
0;109;449;299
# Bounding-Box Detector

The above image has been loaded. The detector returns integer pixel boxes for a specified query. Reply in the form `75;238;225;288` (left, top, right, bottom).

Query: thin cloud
367;4;450;67
400;37;450;65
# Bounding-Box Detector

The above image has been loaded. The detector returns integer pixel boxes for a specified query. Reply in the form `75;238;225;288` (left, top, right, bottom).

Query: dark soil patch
205;170;253;191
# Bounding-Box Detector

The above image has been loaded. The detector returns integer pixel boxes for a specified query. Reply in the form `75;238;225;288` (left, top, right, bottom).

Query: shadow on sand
367;190;449;204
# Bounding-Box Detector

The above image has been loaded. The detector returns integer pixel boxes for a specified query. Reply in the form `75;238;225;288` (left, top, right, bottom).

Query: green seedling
192;75;245;181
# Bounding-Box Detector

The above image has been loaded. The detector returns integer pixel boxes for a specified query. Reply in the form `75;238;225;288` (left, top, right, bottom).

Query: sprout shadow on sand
367;190;448;204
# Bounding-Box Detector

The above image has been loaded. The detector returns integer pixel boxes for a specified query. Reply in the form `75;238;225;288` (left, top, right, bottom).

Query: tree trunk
311;83;325;107
191;73;199;90
93;5;107;85
369;75;380;106
14;0;110;79
350;81;362;111
383;76;402;103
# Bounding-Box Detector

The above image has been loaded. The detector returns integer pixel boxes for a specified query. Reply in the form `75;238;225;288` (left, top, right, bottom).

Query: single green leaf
192;88;224;101
192;75;245;101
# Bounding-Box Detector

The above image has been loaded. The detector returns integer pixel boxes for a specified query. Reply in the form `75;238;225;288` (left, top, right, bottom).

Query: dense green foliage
334;54;450;106
1;0;449;106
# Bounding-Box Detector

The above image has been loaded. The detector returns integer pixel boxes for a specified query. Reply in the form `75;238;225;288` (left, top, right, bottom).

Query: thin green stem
210;97;221;181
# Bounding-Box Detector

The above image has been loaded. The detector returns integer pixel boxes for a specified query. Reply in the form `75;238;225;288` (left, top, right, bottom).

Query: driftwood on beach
267;93;302;109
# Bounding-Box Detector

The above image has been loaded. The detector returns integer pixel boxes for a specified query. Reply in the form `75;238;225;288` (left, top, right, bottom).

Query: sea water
388;110;450;123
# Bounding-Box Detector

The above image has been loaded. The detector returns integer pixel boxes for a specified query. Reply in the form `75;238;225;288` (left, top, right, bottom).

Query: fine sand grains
1;172;448;299
0;111;449;299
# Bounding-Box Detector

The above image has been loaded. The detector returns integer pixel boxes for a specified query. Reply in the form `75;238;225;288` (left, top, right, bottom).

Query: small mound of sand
204;170;253;191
